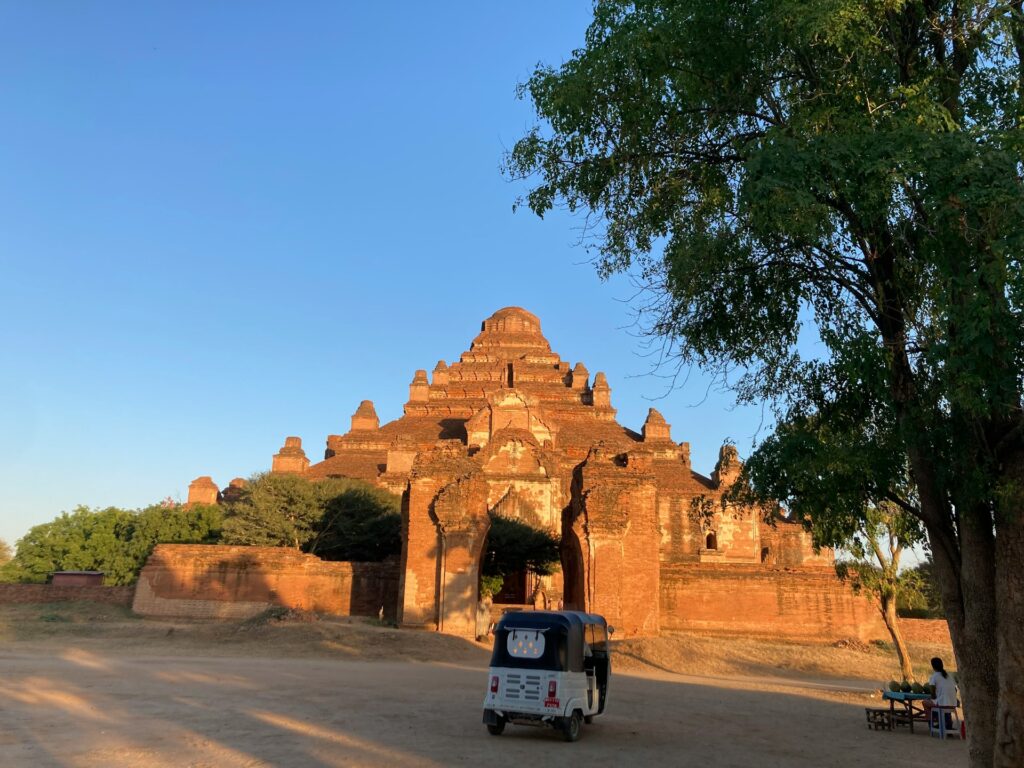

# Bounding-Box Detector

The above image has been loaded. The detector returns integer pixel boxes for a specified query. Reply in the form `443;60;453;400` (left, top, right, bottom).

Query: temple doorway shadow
561;525;585;611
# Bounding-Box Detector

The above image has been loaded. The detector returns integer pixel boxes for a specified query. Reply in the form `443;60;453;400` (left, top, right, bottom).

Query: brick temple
181;307;880;639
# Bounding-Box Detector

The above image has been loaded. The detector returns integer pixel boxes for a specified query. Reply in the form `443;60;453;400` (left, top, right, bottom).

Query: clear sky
0;2;768;547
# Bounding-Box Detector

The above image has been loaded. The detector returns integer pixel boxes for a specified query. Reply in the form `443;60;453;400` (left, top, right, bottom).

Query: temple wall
659;563;887;641
0;584;134;607
900;618;953;646
132;544;399;620
399;476;446;628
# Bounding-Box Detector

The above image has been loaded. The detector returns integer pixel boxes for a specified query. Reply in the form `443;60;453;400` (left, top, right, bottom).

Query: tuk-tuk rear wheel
486;718;505;736
561;710;582;742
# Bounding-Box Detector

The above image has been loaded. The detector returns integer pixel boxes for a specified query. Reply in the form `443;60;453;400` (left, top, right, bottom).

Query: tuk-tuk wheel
561;710;582;742
486;718;505;736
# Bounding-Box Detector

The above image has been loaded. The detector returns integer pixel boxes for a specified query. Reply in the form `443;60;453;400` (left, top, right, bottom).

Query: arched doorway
478;511;561;610
561;526;586;611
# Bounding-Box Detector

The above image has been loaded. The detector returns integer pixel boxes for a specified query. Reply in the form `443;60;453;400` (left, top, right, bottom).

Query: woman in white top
924;656;959;726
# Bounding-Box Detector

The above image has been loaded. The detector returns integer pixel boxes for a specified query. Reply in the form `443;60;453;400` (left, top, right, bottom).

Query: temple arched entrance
477;488;561;611
561;525;586;611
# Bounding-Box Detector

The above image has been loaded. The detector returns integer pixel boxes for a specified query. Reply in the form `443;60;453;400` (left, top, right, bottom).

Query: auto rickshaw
482;610;612;742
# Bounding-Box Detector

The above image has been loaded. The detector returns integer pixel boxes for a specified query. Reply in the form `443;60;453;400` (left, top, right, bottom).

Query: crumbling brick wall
0;584;135;606
660;563;888;641
900;618;952;646
133;544;399;620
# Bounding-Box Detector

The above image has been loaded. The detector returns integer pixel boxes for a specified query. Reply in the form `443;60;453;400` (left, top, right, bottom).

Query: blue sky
0;2;769;547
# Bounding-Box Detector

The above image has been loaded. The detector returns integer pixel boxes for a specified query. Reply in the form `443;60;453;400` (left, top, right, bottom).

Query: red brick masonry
660;564;887;641
899;618;953;646
132;544;399;621
0;584;134;606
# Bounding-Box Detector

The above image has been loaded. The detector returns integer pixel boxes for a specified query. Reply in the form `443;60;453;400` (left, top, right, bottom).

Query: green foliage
221;473;323;549
0;538;11;566
221;474;401;562
510;0;1024;562
898;558;946;618
479;574;505;600
2;503;222;585
307;479;402;562
481;515;561;580
509;8;1024;741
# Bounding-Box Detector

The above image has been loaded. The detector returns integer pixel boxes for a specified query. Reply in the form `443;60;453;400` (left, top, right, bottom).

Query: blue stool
929;705;962;739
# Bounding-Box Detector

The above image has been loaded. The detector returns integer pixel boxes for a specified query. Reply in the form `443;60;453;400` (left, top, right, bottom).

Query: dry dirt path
0;646;967;768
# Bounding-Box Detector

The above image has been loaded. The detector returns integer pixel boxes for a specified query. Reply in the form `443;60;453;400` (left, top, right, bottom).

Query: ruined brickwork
132;544;398;620
184;307;882;640
660;565;883;640
0;584;134;607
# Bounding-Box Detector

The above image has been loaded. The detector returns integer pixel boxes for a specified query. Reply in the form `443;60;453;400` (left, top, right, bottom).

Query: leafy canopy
1;503;222;585
481;514;561;582
508;0;1024;459
221;473;401;562
510;4;1024;760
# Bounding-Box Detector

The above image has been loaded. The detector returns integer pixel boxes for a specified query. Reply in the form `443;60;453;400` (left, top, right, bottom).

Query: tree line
1;474;402;586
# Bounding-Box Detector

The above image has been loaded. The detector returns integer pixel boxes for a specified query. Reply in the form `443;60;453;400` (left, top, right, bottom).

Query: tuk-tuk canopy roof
491;611;608;673
494;610;607;633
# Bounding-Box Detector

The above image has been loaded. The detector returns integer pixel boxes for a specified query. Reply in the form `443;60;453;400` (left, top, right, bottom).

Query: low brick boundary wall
900;618;952;646
0;584;134;607
133;544;399;621
660;563;888;641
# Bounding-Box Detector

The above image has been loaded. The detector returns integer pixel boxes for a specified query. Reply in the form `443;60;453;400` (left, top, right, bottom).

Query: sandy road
0;648;966;768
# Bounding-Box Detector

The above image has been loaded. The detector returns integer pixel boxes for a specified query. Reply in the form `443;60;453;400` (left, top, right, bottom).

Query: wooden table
883;691;931;733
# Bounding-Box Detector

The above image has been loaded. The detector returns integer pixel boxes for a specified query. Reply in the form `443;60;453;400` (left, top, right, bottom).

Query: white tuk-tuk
482;610;612;741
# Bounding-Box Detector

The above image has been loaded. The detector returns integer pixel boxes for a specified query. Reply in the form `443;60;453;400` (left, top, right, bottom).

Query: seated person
924;657;959;722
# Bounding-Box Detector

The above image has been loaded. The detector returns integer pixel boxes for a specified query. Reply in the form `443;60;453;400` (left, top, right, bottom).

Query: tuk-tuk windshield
491;625;568;670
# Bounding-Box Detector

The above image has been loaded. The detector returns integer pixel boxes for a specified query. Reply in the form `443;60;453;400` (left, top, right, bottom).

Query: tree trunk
994;449;1024;768
909;446;998;768
880;594;915;682
940;506;999;768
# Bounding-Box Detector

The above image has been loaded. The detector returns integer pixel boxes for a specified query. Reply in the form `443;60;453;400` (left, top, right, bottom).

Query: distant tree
221;473;322;549
307;479;401;562
481;515;561;596
735;411;925;681
221;473;402;560
899;556;946;620
835;504;925;682
122;502;222;572
0;538;11;565
2;503;222;585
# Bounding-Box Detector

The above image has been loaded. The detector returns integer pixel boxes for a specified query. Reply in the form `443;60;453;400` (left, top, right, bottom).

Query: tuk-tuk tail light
490;675;500;694
548;680;557;697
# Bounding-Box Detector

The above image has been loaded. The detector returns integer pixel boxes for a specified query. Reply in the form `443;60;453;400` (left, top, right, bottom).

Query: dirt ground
0;604;967;767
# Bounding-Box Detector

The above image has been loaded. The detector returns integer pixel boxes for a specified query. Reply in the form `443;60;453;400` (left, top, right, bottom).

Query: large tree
508;2;1024;764
221;474;402;561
